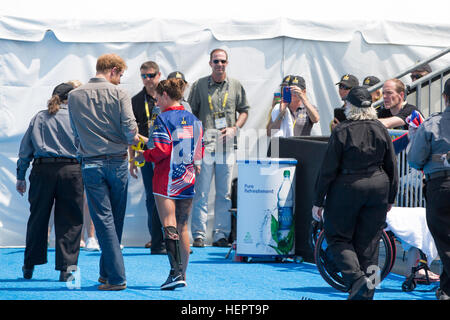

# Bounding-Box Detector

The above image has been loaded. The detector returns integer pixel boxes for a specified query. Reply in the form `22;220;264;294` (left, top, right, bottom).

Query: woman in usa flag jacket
137;78;204;290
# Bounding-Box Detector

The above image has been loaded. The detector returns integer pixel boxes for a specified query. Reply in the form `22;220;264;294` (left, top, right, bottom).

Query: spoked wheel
313;227;396;292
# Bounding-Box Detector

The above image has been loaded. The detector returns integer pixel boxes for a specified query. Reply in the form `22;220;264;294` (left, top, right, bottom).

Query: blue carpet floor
0;247;439;301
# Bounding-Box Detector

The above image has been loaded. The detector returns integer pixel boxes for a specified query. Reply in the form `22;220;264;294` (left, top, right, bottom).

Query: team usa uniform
143;105;204;199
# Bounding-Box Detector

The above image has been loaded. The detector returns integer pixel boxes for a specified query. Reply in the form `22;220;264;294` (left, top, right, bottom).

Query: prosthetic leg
161;226;187;290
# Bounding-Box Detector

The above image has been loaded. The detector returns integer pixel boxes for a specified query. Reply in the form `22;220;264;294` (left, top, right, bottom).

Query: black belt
425;170;450;181
341;165;381;175
83;153;128;161
34;157;79;164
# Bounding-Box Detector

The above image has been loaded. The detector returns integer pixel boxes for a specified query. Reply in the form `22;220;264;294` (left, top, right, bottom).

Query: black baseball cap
412;63;432;73
345;86;372;108
336;74;359;88
362;76;381;87
167;71;187;83
444;78;450;96
52;83;74;101
281;75;306;90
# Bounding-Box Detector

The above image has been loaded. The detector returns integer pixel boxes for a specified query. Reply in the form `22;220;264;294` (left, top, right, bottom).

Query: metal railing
370;46;450;115
396;149;425;208
389;129;425;208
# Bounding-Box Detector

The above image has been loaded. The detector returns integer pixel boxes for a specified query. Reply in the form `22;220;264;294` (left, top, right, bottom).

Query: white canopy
1;0;449;246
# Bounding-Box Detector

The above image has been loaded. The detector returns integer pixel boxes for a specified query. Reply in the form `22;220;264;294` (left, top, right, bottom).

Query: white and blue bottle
277;170;293;243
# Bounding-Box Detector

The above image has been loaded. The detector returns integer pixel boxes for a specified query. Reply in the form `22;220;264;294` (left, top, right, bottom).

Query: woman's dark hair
156;78;186;101
47;83;74;115
47;95;62;115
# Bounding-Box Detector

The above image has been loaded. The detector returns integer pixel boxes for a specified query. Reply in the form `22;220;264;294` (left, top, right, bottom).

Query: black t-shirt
131;88;157;137
377;103;421;130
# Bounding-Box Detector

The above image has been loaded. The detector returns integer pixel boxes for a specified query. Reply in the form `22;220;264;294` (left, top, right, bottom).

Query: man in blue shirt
407;78;450;300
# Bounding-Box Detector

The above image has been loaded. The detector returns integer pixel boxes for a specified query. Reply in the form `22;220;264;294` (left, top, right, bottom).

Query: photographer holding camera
267;75;319;137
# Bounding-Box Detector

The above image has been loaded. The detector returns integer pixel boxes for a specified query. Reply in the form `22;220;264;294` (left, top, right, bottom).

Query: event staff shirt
17;104;78;180
408;106;450;175
188;75;250;152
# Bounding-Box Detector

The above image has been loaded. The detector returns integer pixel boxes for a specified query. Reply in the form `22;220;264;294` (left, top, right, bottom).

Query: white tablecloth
385;206;438;266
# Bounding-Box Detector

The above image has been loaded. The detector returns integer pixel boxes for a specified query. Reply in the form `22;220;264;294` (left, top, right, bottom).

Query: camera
282;86;291;103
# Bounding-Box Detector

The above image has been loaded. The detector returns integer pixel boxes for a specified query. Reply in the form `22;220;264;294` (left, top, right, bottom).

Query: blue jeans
81;154;128;285
191;151;234;242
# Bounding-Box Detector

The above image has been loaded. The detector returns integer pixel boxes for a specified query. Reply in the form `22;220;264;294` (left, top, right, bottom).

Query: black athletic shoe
160;272;187;290
59;270;73;282
22;265;34;280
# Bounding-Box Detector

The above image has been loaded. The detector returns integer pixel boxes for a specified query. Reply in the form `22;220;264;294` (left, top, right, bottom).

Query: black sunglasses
141;72;158;79
339;84;351;90
212;59;227;64
411;74;423;81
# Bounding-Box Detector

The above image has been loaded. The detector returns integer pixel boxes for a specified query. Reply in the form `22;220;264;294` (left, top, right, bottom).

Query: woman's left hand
312;205;323;222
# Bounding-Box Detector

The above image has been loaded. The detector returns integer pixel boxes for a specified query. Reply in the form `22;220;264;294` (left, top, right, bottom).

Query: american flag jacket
143;105;204;199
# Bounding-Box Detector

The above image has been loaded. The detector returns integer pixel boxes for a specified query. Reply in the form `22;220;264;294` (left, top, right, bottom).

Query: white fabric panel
0;1;449;46
1;11;450;246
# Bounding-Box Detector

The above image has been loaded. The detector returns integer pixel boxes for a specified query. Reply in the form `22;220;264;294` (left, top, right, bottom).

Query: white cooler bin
236;158;297;258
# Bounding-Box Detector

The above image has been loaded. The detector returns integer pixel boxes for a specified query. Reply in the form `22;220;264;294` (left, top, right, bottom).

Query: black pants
24;162;84;271
324;170;390;291
425;175;450;295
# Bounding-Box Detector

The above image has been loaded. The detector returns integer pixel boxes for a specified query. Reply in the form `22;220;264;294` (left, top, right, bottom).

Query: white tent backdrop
1;0;449;246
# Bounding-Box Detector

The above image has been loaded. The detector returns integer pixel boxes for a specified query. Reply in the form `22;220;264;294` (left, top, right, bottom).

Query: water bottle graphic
274;170;294;254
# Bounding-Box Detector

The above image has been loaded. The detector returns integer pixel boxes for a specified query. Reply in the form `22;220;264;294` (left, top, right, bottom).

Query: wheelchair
310;220;397;292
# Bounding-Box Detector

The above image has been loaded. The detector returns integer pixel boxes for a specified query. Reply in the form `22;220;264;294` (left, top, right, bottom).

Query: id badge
214;112;227;130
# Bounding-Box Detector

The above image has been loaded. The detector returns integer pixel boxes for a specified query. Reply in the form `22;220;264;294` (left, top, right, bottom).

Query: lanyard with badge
145;94;160;149
144;94;152;130
292;108;306;127
208;82;229;130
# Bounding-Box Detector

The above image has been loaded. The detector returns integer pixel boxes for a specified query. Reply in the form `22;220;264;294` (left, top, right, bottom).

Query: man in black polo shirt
129;61;165;254
378;78;422;130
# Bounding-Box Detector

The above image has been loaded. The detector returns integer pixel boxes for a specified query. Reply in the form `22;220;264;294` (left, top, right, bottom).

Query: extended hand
129;161;139;179
312;205;323;222
220;126;237;142
16;180;26;196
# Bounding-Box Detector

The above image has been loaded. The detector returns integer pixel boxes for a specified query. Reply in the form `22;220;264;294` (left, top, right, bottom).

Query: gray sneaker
193;238;204;247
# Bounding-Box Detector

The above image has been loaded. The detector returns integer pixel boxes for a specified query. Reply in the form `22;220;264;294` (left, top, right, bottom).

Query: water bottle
277;170;294;244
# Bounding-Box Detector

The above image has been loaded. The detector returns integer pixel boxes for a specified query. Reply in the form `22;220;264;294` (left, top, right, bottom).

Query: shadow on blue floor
0;247;438;300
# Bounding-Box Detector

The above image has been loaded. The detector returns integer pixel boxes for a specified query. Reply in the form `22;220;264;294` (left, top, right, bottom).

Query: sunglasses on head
212;59;227;64
141;72;158;79
339;84;351;90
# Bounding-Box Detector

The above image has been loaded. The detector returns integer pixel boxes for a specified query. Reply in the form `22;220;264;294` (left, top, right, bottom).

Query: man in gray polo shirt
68;53;138;290
188;48;250;247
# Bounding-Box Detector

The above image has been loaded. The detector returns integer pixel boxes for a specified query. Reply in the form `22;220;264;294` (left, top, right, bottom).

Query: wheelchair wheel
314;229;395;292
402;277;417;292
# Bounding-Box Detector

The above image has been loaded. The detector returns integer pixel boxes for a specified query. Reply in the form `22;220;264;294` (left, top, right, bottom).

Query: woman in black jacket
312;86;398;300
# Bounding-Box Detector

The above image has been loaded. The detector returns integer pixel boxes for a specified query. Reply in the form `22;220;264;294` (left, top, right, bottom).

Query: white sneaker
85;237;100;251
